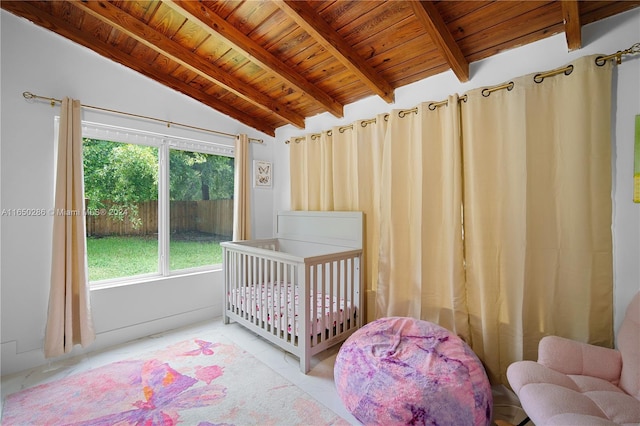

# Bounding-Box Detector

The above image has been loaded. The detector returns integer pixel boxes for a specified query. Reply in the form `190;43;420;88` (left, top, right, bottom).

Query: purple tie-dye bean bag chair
334;317;492;426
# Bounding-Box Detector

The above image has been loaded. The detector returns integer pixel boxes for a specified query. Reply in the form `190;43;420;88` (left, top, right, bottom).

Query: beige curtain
44;97;95;358
289;132;333;211
289;135;307;210
461;55;614;383
289;55;614;385
377;98;469;339
233;134;251;240
290;115;387;321
333;117;387;321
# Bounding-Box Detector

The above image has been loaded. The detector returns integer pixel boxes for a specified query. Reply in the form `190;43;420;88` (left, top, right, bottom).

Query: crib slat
342;258;348;332
311;264;318;346
349;256;354;330
235;251;240;317
317;263;322;344
248;254;252;324
328;261;333;340
283;262;289;342
338;259;342;335
300;259;310;372
272;260;276;336
352;256;358;328
257;255;262;327
287;264;293;342
252;256;258;321
345;258;349;331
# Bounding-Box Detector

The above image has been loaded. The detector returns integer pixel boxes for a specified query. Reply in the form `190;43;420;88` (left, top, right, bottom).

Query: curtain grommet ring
428;100;448;110
564;65;574;76
398;107;418;118
534;65;574;84
595;56;607;67
360;118;376;128
482;81;514;97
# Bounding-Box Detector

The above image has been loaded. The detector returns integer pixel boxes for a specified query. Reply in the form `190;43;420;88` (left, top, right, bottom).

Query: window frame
70;119;235;288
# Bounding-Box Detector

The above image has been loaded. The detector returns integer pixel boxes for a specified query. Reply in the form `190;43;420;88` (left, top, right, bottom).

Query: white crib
221;211;363;373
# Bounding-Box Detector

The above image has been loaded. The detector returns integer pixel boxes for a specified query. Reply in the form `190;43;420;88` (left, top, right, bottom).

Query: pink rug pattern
2;337;347;426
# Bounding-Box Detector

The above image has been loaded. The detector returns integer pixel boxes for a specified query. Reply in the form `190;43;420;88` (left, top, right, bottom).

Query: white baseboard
1;306;217;377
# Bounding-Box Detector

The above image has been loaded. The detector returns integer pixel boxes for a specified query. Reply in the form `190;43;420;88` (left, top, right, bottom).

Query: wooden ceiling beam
165;0;344;119
274;0;395;103
0;1;277;136
561;0;582;51
72;0;305;129
409;0;469;82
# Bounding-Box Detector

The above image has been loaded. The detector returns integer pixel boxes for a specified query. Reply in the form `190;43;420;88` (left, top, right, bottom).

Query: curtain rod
284;42;640;144
22;91;264;144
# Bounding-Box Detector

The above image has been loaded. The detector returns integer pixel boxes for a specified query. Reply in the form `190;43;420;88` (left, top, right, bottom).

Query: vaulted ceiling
3;1;639;136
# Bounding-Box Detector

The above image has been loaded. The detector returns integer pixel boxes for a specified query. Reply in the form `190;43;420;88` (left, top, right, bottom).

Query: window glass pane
169;149;234;270
83;138;159;281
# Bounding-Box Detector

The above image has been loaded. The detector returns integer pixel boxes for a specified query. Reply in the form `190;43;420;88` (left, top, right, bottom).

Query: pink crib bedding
228;283;354;336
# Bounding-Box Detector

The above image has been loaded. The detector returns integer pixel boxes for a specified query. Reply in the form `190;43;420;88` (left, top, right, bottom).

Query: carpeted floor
2;333;347;425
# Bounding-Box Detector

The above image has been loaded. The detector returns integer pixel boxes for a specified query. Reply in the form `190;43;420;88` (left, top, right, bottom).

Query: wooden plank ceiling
3;0;639;136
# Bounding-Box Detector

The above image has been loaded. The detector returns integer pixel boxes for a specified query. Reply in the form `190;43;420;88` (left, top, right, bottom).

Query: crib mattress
228;283;354;336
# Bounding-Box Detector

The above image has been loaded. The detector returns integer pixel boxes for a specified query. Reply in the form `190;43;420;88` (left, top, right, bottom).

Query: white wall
276;9;640;336
0;10;276;375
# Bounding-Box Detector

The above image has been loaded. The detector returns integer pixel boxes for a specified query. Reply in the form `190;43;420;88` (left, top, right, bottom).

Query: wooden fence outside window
86;199;233;238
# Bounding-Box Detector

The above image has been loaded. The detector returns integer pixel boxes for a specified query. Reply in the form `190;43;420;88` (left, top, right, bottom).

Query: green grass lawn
86;236;223;282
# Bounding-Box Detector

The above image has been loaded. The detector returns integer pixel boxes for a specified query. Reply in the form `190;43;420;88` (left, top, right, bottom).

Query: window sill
89;265;222;291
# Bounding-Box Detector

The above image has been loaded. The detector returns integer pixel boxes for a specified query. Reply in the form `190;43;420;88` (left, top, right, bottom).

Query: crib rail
223;245;303;350
221;240;362;373
306;254;361;346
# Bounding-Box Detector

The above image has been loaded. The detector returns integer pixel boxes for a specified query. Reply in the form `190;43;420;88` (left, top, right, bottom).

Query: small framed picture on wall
254;160;272;188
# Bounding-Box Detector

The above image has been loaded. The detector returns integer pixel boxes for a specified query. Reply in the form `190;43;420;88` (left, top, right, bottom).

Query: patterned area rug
2;336;348;425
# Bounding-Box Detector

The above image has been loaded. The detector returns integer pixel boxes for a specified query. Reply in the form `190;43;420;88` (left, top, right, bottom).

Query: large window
81;122;234;285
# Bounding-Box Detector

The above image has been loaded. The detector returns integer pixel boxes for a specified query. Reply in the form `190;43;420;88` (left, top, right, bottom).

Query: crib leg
223;310;230;325
300;352;311;374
